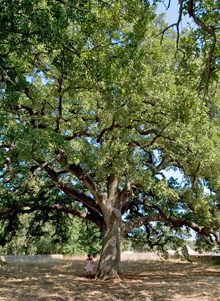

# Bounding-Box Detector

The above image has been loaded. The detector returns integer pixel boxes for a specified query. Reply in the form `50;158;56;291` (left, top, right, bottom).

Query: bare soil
0;253;219;301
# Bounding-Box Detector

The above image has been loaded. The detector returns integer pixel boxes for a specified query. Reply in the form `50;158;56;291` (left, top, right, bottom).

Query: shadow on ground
0;258;219;300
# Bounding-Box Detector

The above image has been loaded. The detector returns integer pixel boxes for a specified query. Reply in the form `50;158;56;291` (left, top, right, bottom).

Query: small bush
214;258;220;266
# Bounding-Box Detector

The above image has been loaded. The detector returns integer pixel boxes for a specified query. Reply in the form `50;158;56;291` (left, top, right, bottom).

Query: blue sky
155;0;192;29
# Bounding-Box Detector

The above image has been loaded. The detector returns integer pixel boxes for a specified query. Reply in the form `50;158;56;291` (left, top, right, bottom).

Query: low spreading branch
36;160;102;215
0;203;103;231
123;213;220;245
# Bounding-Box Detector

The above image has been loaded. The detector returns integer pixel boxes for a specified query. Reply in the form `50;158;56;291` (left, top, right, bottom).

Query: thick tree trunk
96;213;122;280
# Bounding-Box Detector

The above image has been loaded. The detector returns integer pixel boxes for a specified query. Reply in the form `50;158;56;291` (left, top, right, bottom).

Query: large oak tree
0;0;220;279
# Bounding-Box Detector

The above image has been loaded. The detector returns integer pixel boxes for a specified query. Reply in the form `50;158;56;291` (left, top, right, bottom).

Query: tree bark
96;211;122;280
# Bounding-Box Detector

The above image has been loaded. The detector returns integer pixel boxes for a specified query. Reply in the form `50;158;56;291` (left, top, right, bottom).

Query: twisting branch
36;158;103;215
118;171;143;208
157;0;218;92
0;203;103;231
187;0;216;37
142;157;167;177
28;153;64;186
176;0;184;50
63;130;92;140
97;119;120;144
187;0;217;94
68;162;106;207
156;0;184;50
123;213;220;245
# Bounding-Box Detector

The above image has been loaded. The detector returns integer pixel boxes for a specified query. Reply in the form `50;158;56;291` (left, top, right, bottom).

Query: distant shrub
214;258;220;266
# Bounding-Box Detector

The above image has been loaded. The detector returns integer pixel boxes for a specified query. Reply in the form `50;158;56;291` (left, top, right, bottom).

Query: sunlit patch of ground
0;254;219;300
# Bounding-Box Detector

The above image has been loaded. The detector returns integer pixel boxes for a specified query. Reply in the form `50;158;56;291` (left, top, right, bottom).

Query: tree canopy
0;0;220;279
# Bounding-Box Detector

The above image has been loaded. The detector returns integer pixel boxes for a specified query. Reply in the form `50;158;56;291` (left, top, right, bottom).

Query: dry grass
0;253;219;301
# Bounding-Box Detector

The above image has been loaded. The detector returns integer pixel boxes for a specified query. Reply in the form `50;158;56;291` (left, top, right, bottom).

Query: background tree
0;211;102;256
0;0;220;279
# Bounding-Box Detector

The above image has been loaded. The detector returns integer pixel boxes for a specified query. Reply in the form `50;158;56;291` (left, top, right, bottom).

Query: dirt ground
0;254;219;301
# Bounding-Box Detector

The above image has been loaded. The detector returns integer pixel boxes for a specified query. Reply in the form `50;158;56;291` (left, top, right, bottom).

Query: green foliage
214;258;220;266
123;223;192;254
0;0;220;258
0;212;101;255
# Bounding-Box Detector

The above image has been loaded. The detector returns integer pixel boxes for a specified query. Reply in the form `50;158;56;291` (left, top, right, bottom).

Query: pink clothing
86;259;93;272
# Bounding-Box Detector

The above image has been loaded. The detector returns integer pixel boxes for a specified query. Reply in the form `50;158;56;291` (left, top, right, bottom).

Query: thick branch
0;203;103;230
137;127;158;136
187;0;216;37
187;0;217;92
63;130;91;140
107;174;119;206
123;214;220;244
97;119;120;143
0;204;25;218
38;162;102;214
68;162;106;206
